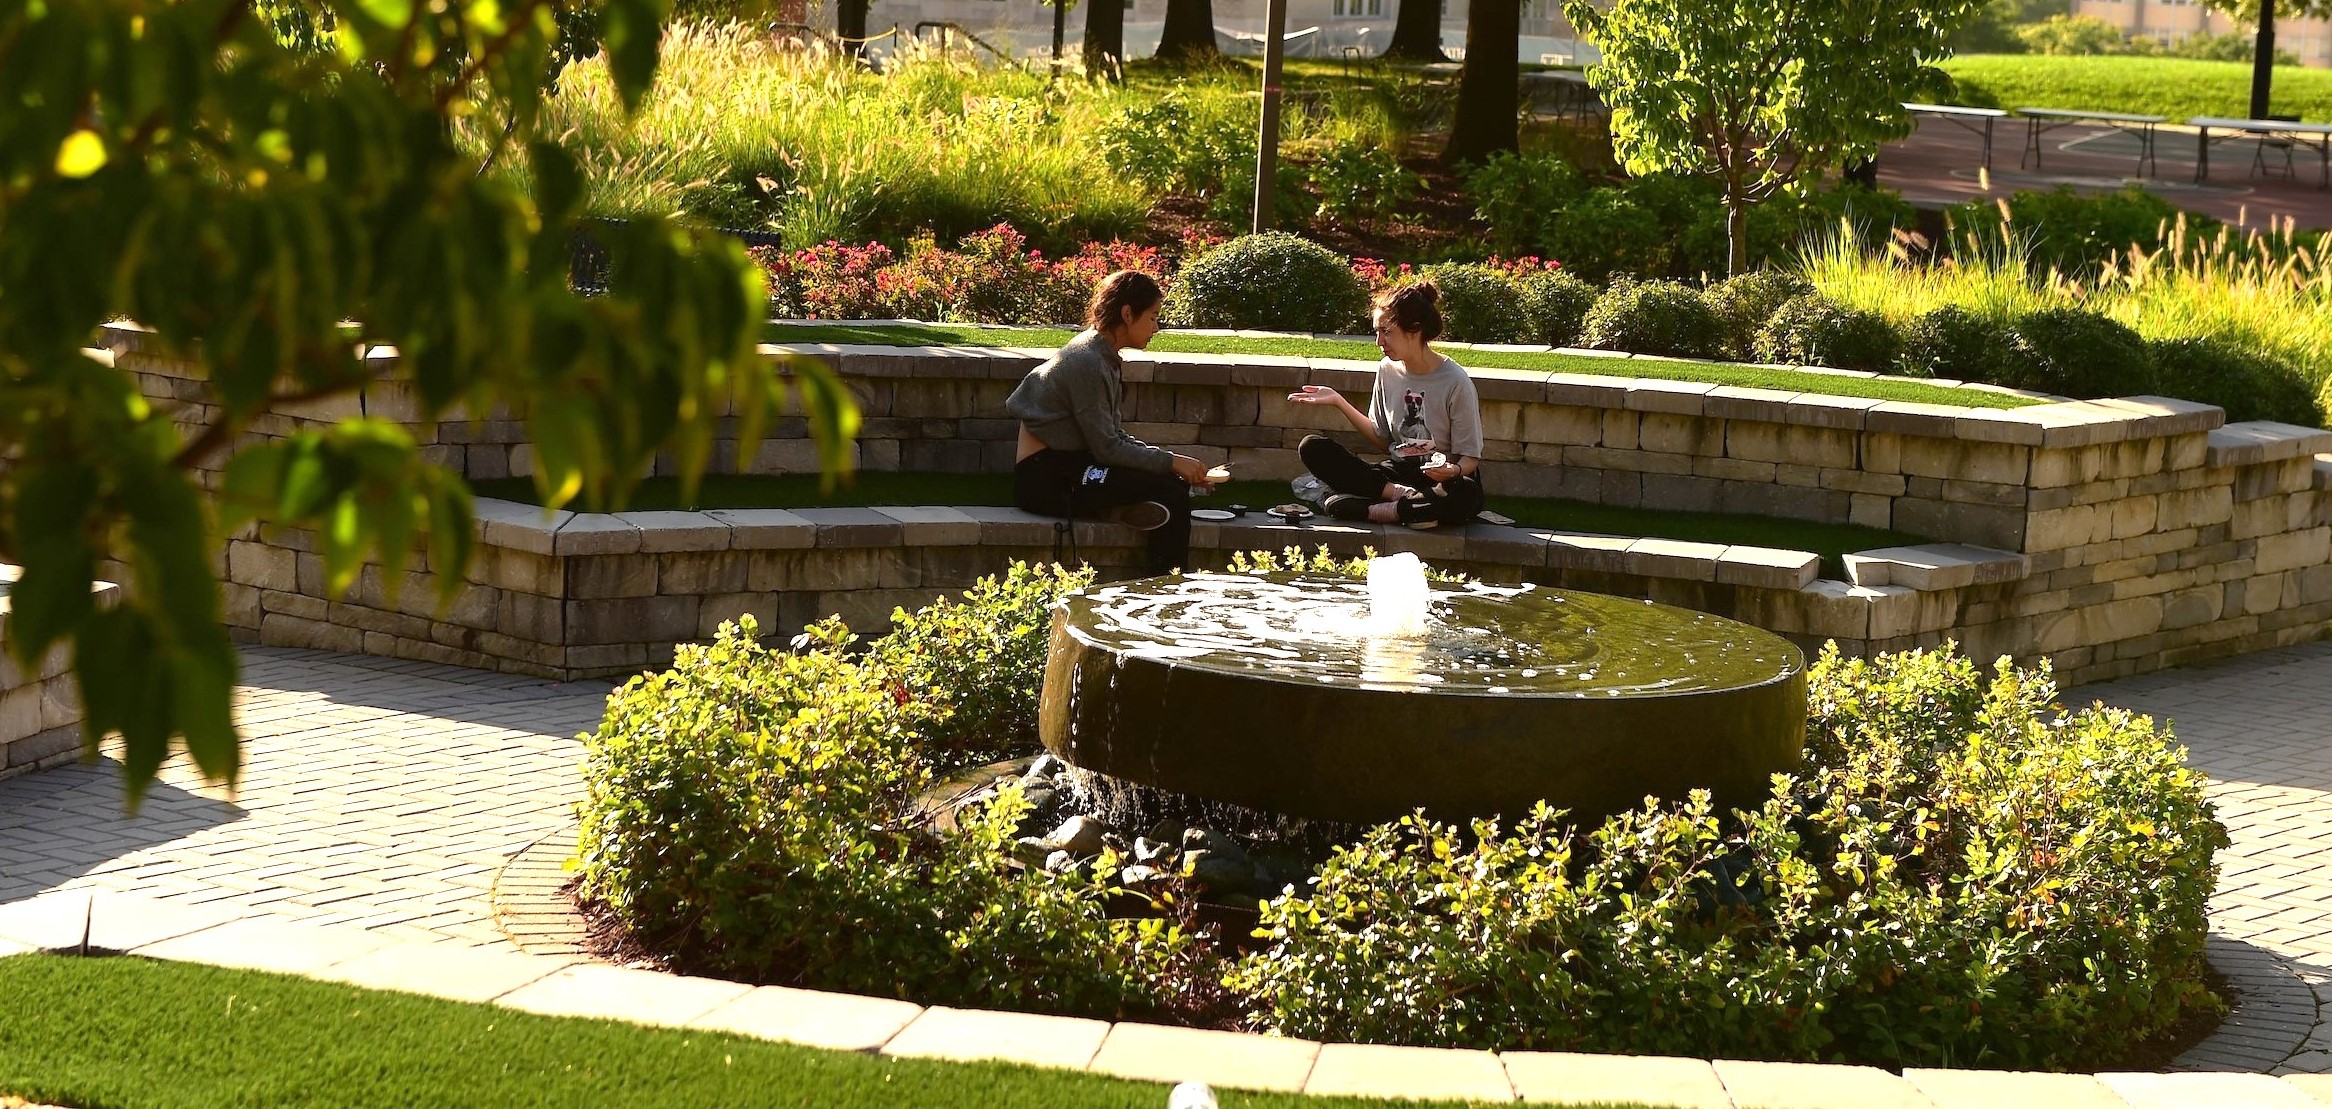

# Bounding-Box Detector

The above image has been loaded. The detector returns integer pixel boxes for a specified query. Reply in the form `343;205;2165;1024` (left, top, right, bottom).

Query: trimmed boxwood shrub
1753;292;1901;372
1518;268;1599;348
1703;270;1812;360
1579;279;1725;358
1896;304;2018;382
2150;336;2325;427
1418;263;1531;344
2009;307;2157;397
1226;645;2225;1068
1160;232;1369;333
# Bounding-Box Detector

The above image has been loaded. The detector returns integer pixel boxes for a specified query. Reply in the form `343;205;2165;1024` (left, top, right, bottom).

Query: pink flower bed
755;224;1566;327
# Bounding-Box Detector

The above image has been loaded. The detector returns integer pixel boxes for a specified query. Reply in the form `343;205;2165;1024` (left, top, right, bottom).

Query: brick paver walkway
5;641;2332;1073
0;647;607;947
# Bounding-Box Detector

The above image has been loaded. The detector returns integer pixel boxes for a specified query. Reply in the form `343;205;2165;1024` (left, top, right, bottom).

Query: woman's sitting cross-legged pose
1288;280;1486;529
1007;270;1216;574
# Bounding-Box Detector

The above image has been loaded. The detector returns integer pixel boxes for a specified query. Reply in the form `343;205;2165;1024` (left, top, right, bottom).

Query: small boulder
1118;864;1168;887
1181;826;1247;862
1132;836;1173;864
1046;815;1111;855
1028;753;1064;780
1044;849;1079;874
1183;849;1253;895
1012;837;1054;866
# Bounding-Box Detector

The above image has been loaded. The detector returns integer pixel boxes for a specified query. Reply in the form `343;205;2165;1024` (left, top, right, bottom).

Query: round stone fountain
1038;560;1807;828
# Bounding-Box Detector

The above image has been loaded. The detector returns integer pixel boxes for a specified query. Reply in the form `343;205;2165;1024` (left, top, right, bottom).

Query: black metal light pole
1253;0;1288;233
1052;0;1068;83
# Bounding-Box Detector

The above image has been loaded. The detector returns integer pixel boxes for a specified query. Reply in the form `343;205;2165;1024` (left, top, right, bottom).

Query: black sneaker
1103;501;1172;531
1396;500;1441;530
1322;494;1373;522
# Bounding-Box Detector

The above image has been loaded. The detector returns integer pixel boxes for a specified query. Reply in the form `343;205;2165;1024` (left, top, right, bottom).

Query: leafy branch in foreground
0;0;858;802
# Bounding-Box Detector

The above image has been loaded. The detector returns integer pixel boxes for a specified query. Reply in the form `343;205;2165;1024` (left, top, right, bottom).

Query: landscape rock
1027;753;1064;779
1118;864;1168;886
1182;826;1248;862
1045;815;1110;855
1132;836;1172;864
1183;849;1253;894
1012;836;1053;866
1044;849;1078;874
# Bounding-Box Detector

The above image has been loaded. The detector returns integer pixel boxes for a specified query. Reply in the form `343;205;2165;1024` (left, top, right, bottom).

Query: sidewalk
6;639;2332;1078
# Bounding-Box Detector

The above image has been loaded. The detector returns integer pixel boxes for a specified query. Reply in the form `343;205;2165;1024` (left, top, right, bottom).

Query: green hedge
575;599;1192;1020
1226;644;2226;1068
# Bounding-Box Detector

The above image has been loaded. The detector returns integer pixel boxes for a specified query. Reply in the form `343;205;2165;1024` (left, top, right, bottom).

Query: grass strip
762;322;2040;410
1938;52;2332;124
473;471;1915;572
0;954;1662;1109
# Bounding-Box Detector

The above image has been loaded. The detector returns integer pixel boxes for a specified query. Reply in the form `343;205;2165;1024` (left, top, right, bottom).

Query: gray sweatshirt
1368;355;1485;459
1005;330;1175;474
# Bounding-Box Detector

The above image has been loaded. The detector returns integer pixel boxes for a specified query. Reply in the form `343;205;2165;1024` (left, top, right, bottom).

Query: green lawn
765;321;2040;410
0;954;1657;1109
1939;53;2332;122
474;471;1916;572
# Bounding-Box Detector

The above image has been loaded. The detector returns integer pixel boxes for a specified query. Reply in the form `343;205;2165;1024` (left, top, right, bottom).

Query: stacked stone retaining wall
0;567;115;780
98;323;2332;685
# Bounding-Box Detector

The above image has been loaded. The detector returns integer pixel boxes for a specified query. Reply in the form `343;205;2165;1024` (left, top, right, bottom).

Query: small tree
1566;0;1980;275
0;0;856;800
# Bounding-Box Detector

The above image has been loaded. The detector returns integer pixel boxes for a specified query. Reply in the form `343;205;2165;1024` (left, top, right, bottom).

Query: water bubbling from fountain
1365;553;1431;637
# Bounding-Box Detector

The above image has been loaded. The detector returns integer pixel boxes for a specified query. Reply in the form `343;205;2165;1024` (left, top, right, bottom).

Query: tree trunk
836;0;869;58
1051;0;1067;79
1383;0;1447;61
1726;195;1749;277
1443;0;1518;165
1156;0;1220;62
2252;0;2278;121
1083;0;1126;82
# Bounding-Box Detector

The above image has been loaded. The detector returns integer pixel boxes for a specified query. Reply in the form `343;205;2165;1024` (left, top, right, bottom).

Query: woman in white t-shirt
1287;280;1486;530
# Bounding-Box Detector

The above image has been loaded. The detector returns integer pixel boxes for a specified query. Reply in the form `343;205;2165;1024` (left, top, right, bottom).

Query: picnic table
1523;70;1604;123
2190;115;2332;189
2018;107;2169;177
1905;102;2010;170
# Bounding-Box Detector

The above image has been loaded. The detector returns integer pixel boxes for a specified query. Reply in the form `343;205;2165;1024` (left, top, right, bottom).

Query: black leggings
1014;449;1191;574
1298;434;1485;527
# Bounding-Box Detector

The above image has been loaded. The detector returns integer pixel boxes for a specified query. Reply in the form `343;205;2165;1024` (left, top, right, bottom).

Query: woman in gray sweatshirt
1007;271;1211;573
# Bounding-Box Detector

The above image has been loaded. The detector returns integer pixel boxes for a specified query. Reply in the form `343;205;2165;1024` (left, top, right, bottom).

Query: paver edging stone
2;880;2324;1106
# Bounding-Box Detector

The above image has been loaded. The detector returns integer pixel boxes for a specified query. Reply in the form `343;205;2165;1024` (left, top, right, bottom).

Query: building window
1331;0;1384;16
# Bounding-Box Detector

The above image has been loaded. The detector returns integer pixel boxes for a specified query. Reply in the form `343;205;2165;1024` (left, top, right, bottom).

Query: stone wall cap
2209;421;2332;467
1623;378;1718;416
550;513;644;556
792;506;907;548
2086;395;2228;437
1951;409;2047;446
705;508;817;549
1715;545;1822;590
1553;345;1632;358
471;498;571;555
873;505;983;546
1704;385;1803;423
1986;400;2141;448
1869;400;1983;438
612;511;732;553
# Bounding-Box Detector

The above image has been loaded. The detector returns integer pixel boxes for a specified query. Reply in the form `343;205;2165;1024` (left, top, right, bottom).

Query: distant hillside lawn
1940;54;2332;121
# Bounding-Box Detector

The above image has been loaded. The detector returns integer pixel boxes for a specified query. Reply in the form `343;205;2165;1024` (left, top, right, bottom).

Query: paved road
6;641;2332;1070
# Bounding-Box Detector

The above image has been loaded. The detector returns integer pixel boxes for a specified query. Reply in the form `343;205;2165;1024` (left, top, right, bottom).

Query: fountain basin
1039;571;1807;827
